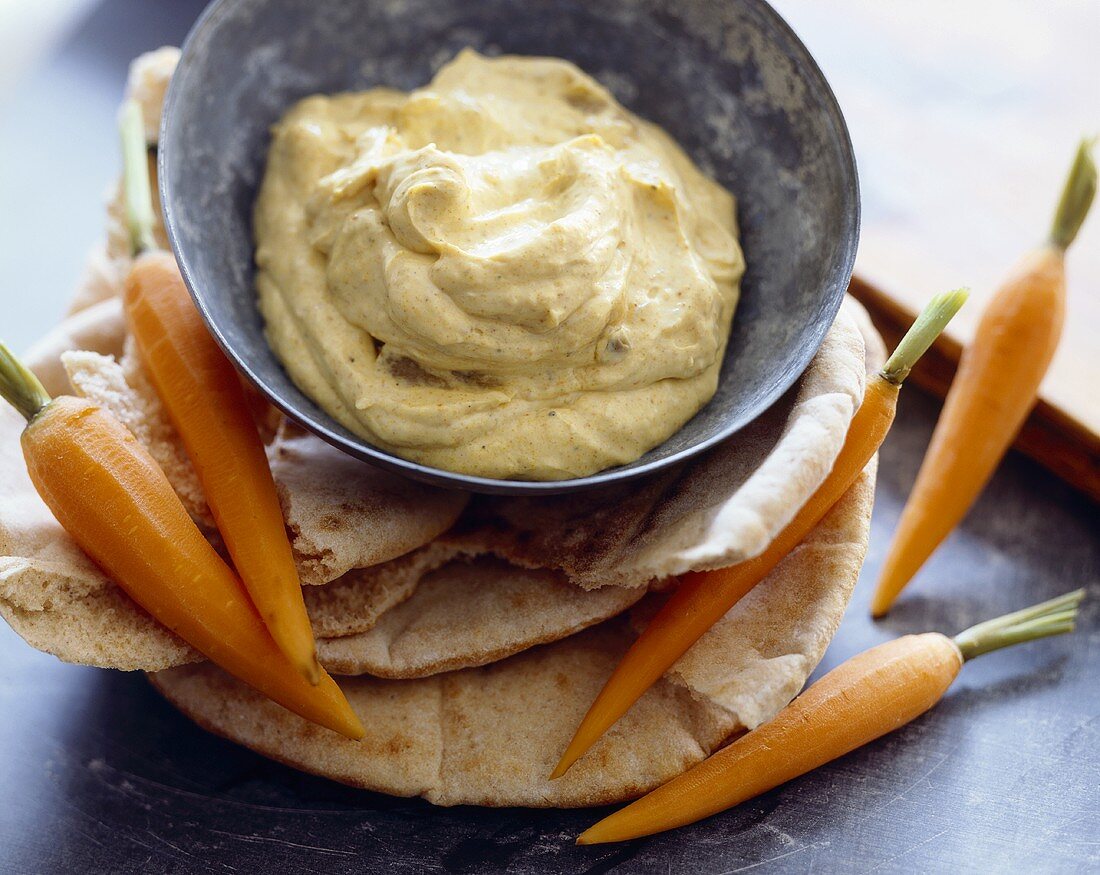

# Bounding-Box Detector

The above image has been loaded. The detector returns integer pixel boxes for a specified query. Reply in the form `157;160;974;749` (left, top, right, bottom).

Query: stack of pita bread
0;50;883;807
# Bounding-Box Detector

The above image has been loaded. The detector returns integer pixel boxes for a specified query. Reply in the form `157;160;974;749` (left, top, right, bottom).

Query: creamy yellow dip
254;50;744;480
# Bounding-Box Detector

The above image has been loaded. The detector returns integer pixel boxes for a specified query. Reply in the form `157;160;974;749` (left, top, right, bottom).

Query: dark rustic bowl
160;0;858;495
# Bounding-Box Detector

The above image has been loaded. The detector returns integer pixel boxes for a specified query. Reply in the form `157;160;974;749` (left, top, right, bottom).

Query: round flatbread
151;464;875;807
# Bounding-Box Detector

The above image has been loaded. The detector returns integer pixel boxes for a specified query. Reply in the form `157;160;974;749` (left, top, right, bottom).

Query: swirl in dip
254;49;744;480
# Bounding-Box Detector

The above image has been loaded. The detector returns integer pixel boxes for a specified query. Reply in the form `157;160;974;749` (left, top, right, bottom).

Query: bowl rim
159;0;860;496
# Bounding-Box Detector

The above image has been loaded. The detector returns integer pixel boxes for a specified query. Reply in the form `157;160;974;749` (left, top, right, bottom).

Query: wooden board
774;0;1099;500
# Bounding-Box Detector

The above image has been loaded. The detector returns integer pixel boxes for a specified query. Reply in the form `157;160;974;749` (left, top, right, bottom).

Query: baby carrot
578;589;1084;843
551;290;968;779
118;100;321;683
873;139;1096;617
0;345;363;739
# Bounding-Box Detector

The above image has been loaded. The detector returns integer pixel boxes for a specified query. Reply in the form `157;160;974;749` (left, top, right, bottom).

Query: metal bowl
160;0;858;495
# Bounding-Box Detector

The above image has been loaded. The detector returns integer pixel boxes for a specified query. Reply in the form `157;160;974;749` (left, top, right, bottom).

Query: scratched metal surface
0;2;1098;873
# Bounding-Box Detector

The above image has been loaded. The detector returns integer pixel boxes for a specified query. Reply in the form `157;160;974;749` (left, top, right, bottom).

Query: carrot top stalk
577;589;1084;844
953;588;1082;658
0;345;50;422
872;139;1096;618
0;344;364;739
879;289;972;383
119;100;322;684
550;290;969;780
1049;137;1098;250
120;99;157;256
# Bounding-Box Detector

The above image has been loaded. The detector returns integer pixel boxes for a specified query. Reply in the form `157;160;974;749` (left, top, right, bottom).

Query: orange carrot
873;139;1096;618
578;589;1084;843
118;100;321;682
0;346;363;739
551;290;969;780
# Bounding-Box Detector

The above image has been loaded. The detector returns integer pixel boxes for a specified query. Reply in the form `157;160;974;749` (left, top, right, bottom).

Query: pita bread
123;46;180;145
2;299;881;805
151;462;875;807
449;299;868;589
316;557;646;678
146;304;884;806
68;243;129;317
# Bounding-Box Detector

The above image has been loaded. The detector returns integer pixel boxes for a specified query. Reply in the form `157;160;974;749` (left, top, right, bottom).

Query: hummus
254;50;744;480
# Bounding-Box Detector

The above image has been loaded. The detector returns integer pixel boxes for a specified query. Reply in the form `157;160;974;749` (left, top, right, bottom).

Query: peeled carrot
873;140;1096;618
0;347;363;739
578;589;1084;843
551;290;969;779
118;100;321;683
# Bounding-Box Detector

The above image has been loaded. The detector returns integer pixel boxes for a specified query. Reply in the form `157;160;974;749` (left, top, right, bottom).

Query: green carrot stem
0;342;52;422
119;99;157;257
880;288;969;386
1049;137;1097;251
954;589;1085;660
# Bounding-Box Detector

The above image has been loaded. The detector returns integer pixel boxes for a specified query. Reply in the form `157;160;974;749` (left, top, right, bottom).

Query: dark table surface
1;2;1098;873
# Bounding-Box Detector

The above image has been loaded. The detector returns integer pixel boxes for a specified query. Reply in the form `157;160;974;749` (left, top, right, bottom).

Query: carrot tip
339;710;367;741
870;590;896;619
550;726;593;779
575;820;620;845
